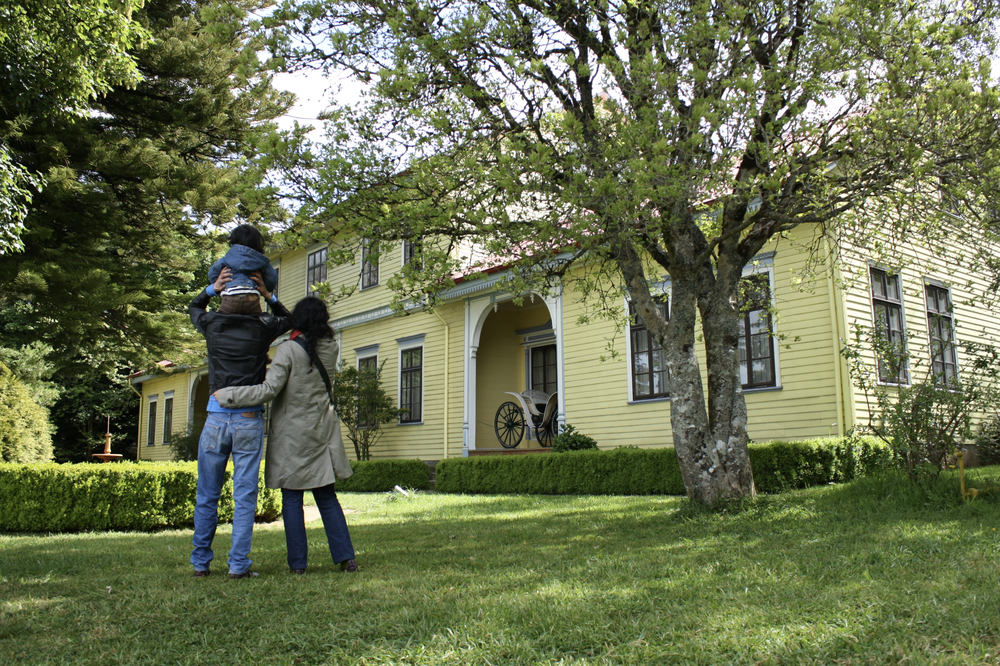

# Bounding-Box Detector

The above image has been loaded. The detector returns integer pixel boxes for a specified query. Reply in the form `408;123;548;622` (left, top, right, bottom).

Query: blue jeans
282;484;355;571
191;411;265;574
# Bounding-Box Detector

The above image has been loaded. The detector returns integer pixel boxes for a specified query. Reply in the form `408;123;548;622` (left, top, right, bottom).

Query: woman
214;296;358;574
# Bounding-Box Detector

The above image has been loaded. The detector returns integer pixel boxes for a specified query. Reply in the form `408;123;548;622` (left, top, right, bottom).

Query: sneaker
228;571;260;579
339;559;358;572
290;569;306;575
193;569;211;578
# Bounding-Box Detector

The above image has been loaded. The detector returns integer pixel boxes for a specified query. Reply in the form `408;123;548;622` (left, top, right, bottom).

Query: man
188;264;292;579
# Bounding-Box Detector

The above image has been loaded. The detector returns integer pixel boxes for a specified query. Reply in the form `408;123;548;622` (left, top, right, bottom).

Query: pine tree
0;0;291;460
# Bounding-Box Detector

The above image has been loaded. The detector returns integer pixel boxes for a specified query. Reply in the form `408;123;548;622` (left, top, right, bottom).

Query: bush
749;436;891;493
0;461;281;532
435;436;892;496
975;414;1000;466
336;458;430;492
167;426;201;462
436;448;685;495
550;424;598;453
0;361;53;463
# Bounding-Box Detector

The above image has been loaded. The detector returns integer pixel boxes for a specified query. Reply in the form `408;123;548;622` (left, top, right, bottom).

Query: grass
2;469;1000;665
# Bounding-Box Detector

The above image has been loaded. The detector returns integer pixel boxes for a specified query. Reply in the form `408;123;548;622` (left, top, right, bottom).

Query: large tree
0;0;292;460
269;0;1000;504
0;0;147;253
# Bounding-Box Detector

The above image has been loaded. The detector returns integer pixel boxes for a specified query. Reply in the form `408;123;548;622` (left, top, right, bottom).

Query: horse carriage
493;390;558;448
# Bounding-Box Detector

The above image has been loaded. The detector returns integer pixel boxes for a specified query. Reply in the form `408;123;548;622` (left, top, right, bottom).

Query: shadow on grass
2;474;1000;664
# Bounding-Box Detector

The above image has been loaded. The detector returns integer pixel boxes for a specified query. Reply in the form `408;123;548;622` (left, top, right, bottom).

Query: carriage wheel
535;419;557;448
494;402;525;449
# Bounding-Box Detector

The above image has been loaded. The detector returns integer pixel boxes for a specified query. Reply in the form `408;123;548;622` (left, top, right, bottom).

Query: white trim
623;286;671;404
922;277;960;383
868;263;910;385
306;245;329;296
739;262;782;390
398;337;425;425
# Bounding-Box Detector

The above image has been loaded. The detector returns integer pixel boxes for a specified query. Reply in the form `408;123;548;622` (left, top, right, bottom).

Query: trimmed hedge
436;447;684;495
435;436;891;496
337;459;431;492
0;462;281;533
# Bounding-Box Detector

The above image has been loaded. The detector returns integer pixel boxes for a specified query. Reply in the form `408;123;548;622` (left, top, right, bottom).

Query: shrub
167;425;201;462
975;414;1000;466
749;436;891;493
0;361;53;463
435;436;891;496
0;461;281;532
436;448;685;495
550;424;598;453
332;363;402;461
336;459;430;492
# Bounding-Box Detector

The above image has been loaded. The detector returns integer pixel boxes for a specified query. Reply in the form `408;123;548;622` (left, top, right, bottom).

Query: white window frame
162;390;174;446
361;240;379;289
737;263;781;392
146;395;158;446
397;334;425;425
306;246;328;295
624;282;671;404
869;265;909;385
924;278;958;384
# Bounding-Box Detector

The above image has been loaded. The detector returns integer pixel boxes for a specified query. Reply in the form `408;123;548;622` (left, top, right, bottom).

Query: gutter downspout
129;379;142;460
825;233;846;437
430;308;450;460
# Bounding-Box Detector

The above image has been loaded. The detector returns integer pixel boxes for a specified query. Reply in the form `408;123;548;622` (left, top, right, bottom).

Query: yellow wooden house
134;222;999;463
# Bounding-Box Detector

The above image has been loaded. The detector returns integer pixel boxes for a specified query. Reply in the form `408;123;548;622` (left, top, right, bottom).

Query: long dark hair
289;296;333;371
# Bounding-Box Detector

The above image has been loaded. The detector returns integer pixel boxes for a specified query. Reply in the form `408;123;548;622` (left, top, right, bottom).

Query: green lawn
2;471;999;665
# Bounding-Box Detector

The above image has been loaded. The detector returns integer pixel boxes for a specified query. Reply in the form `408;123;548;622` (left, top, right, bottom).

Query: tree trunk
699;275;756;501
664;274;755;505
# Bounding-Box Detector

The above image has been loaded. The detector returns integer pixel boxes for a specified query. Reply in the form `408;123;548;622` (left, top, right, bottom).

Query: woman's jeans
190;411;265;575
282;484;355;570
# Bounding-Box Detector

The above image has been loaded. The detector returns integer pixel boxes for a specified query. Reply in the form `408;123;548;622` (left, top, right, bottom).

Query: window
307;248;327;293
925;283;957;384
361;241;379;289
358;356;378;373
870;267;908;384
738;275;777;389
530;345;557;395
162;391;174;446
399;346;422;423
146;395;158;446
402;239;421;267
630;299;669;400
357;356;378;427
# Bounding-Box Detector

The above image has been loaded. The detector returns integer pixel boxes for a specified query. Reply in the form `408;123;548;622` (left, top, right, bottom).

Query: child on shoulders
208;224;279;315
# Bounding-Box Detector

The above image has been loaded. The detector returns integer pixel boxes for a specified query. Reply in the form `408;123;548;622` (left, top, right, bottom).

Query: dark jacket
208;245;279;295
188;288;292;394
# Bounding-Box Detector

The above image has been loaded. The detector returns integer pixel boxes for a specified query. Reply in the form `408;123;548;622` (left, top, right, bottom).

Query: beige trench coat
214;337;353;489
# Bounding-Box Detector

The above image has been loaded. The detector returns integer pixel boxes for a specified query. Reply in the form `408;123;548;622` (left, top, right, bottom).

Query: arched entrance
463;290;565;453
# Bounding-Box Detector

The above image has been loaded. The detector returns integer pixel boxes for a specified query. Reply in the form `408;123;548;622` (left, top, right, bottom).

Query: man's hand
213;267;233;295
250;270;272;302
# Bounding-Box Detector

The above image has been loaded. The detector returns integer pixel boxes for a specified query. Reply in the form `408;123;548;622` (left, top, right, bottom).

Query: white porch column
542;285;566;432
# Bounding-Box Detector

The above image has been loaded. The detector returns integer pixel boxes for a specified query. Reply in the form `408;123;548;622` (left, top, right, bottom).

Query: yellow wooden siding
837;224;1000;429
137;372;190;461
337;301;466;461
325;240;406;315
559;228;843;448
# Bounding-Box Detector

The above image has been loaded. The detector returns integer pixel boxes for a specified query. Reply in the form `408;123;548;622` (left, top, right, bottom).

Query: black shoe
193;569;211;578
290;569;306;575
339;559;358;572
228;571;259;579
